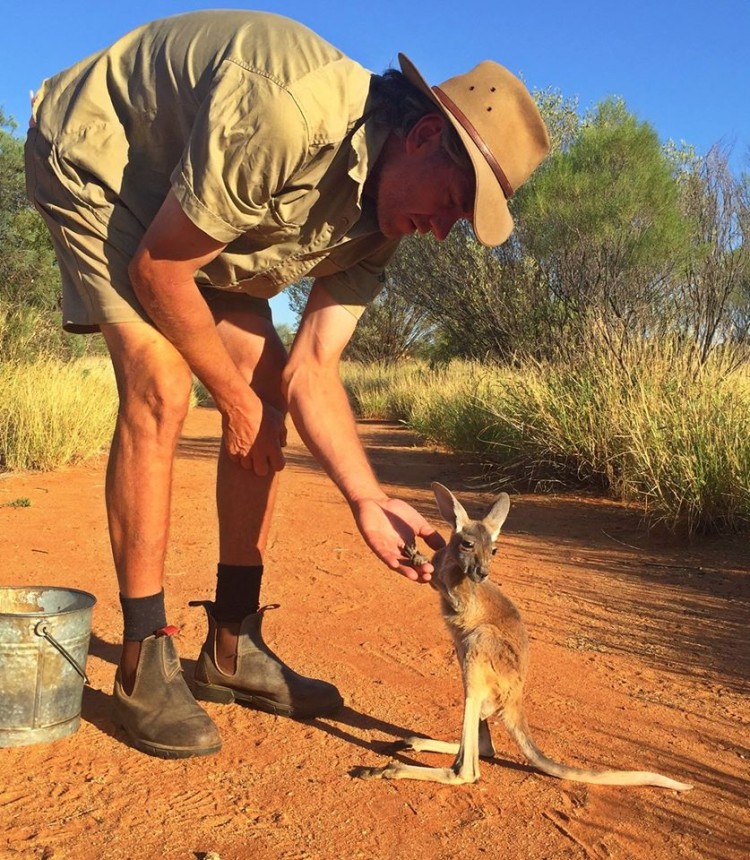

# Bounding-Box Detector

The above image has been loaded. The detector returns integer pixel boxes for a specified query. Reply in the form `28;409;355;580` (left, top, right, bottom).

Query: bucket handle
34;621;90;685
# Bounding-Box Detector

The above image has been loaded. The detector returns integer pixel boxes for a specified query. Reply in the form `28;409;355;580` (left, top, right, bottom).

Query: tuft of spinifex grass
618;344;750;534
342;344;750;536
341;361;430;421
476;342;750;534
0;358;119;471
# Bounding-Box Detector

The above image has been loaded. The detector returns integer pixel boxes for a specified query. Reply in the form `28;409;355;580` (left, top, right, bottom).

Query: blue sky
4;0;748;324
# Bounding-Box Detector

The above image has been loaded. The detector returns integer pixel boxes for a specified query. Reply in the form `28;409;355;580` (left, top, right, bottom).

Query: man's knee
102;322;194;436
121;370;193;432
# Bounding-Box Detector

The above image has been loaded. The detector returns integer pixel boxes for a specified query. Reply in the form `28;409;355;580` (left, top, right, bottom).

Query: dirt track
1;407;748;860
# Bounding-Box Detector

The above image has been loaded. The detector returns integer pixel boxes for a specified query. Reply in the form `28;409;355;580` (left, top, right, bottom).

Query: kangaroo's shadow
83;635;536;776
306;705;536;777
303;705;418;754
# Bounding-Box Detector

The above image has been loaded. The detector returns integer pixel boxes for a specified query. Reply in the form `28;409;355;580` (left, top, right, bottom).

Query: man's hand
221;388;287;476
351;496;446;582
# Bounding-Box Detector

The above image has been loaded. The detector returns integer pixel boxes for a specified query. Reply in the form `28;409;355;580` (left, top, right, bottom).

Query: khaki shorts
24;128;272;334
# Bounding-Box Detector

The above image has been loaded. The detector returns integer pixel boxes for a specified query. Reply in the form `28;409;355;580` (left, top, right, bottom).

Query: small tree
284;276;433;364
516;98;690;361
386;225;546;361
674;145;750;360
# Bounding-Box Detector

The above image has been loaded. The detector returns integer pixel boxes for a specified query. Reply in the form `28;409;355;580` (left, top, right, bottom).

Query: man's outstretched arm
282;281;444;581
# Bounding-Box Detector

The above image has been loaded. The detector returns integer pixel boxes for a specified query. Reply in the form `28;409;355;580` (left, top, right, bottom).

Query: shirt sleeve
313;236;401;319
171;60;309;243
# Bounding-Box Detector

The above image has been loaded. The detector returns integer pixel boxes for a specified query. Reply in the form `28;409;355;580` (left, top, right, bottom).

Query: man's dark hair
370;69;472;172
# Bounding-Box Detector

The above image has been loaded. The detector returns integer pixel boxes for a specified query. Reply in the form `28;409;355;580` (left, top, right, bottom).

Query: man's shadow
80;633;123;739
83;633;532;775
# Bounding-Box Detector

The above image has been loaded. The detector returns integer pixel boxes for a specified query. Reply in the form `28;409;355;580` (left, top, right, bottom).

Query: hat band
433;86;515;200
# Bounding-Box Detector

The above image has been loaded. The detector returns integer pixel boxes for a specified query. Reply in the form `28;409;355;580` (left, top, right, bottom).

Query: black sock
120;590;167;641
213;563;263;621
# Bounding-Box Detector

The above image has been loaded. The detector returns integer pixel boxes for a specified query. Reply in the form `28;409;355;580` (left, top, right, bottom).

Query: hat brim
398;53;513;247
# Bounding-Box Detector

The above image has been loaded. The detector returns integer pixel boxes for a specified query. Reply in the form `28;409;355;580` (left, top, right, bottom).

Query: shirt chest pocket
231;192;306;248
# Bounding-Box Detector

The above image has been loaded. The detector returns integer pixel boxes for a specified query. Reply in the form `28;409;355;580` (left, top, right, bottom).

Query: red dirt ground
1;408;748;860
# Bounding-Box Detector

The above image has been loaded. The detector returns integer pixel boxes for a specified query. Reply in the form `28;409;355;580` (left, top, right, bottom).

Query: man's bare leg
190;306;343;716
101;321;194;691
100;320;221;757
214;308;286;566
210;308;286;671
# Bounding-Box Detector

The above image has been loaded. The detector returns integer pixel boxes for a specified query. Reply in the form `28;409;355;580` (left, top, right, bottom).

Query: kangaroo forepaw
403;542;430;568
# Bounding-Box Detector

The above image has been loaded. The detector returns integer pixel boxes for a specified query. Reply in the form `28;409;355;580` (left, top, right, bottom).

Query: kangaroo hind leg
388;721;493;758
353;694;483;784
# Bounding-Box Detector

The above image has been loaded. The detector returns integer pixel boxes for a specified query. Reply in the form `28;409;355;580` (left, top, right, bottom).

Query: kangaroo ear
483;493;510;541
431;482;470;531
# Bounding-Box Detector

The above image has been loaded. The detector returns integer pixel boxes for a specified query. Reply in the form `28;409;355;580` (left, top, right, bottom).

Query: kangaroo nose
468;563;488;583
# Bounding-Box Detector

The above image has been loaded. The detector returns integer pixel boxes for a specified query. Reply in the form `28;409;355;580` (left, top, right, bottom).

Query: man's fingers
396;564;431;583
240;451;265;474
396;564;419;581
389;559;426;582
248;447;286;476
254;455;270;476
270;448;286;473
377;547;432;583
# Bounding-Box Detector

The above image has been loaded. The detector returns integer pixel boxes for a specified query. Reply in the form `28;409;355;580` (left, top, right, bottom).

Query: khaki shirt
33;10;399;315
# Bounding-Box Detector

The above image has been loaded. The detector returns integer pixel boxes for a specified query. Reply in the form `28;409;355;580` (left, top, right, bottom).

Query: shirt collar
346;112;391;209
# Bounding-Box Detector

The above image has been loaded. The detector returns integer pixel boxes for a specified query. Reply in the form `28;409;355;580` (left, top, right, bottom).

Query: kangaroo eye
491;547;497;555
460;539;475;551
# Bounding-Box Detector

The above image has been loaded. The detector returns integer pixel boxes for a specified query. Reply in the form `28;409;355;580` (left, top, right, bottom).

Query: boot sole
193;680;344;719
127;733;222;759
112;707;222;759
117;723;222;759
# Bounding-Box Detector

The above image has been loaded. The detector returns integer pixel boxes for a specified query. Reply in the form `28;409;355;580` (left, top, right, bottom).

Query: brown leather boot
190;601;343;718
112;627;222;758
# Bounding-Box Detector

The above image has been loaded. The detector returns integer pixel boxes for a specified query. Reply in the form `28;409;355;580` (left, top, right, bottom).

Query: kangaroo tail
502;707;693;791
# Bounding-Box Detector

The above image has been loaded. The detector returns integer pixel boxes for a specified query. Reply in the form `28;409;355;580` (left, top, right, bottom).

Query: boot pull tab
155;625;180;637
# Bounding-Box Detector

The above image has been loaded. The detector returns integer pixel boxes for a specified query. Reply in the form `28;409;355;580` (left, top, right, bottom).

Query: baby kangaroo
356;483;692;791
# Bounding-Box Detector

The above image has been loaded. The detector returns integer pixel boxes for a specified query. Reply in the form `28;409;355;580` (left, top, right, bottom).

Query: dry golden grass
0;358;118;471
342;342;750;535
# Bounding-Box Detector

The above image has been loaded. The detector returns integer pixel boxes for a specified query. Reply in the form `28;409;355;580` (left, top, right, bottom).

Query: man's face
372;114;475;242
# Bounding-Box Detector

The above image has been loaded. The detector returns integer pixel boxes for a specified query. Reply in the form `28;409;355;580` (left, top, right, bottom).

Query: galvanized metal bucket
0;586;96;748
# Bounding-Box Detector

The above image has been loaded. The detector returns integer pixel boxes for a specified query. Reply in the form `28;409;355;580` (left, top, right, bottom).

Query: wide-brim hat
398;53;550;247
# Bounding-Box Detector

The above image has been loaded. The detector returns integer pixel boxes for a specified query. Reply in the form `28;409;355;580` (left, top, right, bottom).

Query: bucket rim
0;585;97;617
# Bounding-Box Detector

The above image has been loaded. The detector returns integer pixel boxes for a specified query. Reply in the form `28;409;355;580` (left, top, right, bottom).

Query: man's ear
404;113;446;155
